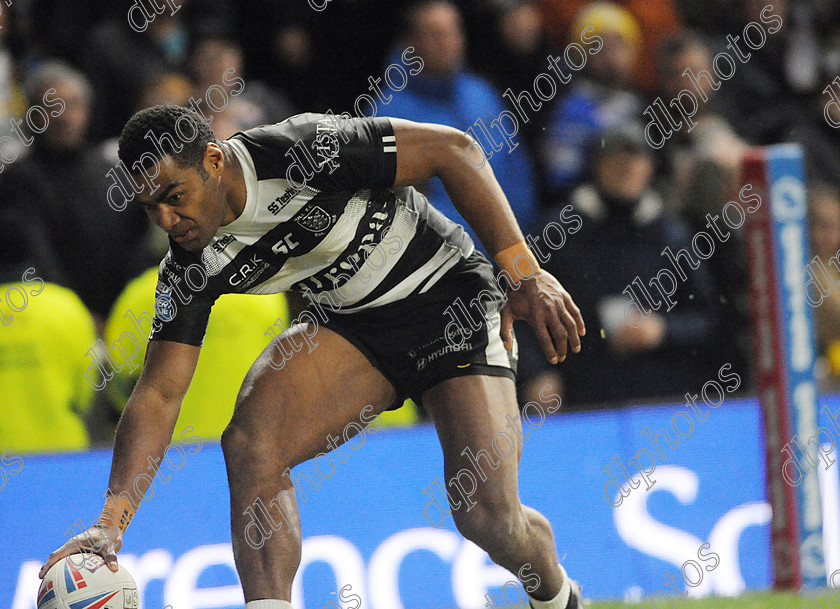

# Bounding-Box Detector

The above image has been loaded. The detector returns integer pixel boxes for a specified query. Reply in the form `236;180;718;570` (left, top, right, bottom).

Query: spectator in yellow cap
535;0;681;92
570;2;642;58
541;2;645;203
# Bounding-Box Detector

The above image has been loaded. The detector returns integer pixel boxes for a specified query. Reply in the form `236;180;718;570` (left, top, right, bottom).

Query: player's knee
220;417;268;463
451;506;483;543
220;420;246;458
223;410;298;474
225;384;284;457
452;497;524;556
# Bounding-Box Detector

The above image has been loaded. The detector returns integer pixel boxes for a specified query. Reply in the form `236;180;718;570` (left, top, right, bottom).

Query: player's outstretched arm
390;118;585;364
39;339;200;577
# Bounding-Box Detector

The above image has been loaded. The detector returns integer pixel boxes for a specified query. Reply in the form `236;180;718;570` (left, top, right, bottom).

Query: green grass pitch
494;590;831;609
586;591;818;608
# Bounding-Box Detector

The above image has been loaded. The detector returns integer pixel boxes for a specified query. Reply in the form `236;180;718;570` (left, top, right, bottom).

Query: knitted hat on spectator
570;2;641;55
592;122;650;159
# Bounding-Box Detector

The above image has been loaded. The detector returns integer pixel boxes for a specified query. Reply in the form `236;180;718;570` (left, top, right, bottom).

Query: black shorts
313;251;518;406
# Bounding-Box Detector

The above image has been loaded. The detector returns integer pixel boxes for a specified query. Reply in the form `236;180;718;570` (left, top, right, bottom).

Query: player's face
135;149;228;252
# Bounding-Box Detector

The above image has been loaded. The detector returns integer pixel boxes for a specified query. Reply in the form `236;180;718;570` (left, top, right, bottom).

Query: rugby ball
37;554;138;609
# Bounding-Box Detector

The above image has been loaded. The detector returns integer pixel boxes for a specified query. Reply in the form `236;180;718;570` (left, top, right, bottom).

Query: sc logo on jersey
271;233;301;255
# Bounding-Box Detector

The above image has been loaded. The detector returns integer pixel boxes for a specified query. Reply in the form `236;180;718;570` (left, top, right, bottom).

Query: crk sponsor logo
229;254;265;287
211;234;237;253
268;187;301;215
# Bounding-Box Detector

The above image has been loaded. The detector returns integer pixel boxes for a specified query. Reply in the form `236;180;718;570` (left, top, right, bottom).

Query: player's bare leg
221;323;397;603
423;374;581;608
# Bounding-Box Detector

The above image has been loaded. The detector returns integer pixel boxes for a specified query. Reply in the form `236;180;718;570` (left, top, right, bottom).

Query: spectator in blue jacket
382;0;539;252
541;2;644;202
519;123;720;409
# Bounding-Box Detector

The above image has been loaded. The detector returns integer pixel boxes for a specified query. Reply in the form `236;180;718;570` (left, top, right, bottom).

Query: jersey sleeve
148;248;218;346
308;114;397;191
232;113;397;192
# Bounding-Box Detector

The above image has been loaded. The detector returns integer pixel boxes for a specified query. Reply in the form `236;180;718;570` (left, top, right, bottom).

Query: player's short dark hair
118;105;218;179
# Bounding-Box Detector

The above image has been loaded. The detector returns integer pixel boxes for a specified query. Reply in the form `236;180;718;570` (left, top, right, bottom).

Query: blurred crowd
3;0;840;452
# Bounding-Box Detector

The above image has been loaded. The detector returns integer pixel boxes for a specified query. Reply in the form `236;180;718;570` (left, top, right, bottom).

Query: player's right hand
500;269;585;364
39;523;122;578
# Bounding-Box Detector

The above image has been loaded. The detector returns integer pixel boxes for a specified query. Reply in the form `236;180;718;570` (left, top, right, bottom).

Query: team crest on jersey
202;246;223;276
295;205;334;234
155;285;176;322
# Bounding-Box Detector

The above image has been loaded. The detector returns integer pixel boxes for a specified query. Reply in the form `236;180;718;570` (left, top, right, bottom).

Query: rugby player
39;105;587;609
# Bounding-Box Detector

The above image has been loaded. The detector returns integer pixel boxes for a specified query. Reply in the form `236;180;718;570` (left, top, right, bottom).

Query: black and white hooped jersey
150;113;475;346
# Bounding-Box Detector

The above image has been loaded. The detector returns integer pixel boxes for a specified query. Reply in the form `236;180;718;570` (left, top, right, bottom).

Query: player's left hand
500;269;585;364
39;523;123;578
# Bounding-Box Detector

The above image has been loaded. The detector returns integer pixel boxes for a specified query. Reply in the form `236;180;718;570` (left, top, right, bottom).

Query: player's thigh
422;374;522;503
229;322;398;465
